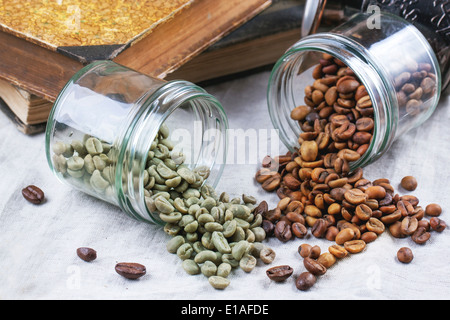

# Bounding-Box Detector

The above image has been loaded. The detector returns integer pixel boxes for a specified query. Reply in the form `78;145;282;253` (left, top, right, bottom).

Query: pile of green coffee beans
144;125;276;289
51;124;276;290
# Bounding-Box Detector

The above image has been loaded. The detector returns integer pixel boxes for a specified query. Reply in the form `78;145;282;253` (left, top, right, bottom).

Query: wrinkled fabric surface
0;71;449;300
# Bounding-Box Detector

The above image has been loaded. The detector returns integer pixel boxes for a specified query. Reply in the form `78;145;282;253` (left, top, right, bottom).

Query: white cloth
0;71;449;300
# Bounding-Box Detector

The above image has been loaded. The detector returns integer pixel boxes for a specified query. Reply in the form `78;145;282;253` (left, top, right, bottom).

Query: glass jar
268;12;441;170
45;60;228;225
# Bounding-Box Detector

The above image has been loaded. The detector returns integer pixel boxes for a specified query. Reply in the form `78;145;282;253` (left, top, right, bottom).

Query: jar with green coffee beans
46;60;228;224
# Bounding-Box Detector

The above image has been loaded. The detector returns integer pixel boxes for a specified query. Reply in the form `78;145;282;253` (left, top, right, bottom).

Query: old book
0;0;272;103
0;78;52;125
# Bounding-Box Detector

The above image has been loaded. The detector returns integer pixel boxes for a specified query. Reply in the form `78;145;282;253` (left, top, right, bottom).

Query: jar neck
117;80;228;224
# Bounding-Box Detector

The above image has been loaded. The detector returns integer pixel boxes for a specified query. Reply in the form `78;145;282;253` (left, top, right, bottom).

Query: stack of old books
0;0;310;134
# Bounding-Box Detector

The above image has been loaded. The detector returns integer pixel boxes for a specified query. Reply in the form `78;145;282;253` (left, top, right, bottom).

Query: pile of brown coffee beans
258;54;446;291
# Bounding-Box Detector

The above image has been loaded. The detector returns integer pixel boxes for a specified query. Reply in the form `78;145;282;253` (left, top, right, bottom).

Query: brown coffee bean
295;272;317;291
264;208;282;222
365;186;386;199
254;201;269;216
430;217;446;232
344;188;368;205
400;176;418;191
283;174;301;190
266;265;294;282
328;245;348;259
115;262;146;280
262;220;275;236
355;204;372;221
274;220;292;242
335;228;355;245
361;231;377;243
381;210;402;225
310;245;321;259
389;221;407;238
337;79;360;94
22;185;45;204
317;252;336;268
76;247;97;262
366;217;385;235
261;173;281;192
411;227;431;244
400;216;418;236
292;222;308;238
425;203;442;217
344;240;366;254
312;219;328;238
397;247;414;264
325;226;339;241
300;140;319;162
418;219;430;231
355;117;374;132
298;243;312;258
303;257;327;276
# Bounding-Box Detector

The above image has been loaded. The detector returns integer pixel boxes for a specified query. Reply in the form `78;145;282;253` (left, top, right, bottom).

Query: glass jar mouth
119;80;229;225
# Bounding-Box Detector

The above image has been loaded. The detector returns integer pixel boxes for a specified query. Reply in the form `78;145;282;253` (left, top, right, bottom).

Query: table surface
1;70;449;300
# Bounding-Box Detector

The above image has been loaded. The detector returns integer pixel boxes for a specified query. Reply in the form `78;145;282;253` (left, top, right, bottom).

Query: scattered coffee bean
76;247;97;262
295;272;317;291
266;265;294;282
400;176;417;191
115;262;147;280
430;217;446;232
425;203;442;217
397;247;414;264
22;185;45;204
303;257;327;276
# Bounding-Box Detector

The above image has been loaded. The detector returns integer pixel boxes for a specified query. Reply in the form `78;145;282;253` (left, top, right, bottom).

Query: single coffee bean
344;188;368;205
266;265;294;282
274;220;292;242
22;185;45;204
361;231;377;243
295;272;317;291
310;245;321;259
292;222;308;238
328;245;348;259
303;257;327;276
400;176;418;191
425;203;442;217
355;204;372;221
344;240;366;254
397;247;414;264
298;243;312;258
365;186;386;199
400;216;418;236
366;217;385;235
115;262;147;280
335;228;355;245
260;247;276;264
311;218;327;238
76;247;97;262
411;227;431;245
317;252;336;268
430;217;446;232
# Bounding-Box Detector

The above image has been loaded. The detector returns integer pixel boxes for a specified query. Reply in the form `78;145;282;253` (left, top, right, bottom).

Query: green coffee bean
156;162;178;179
177;167;196;184
182;259;200;275
217;263;232;278
242;194;257;205
90;170;109;190
231;240;249;261
201;197;217;212
67;156;84;171
85;137;103;155
167;235;185;253
52;154;67;173
198;213;215;225
208;276;230;290
205;222;223;232
159;211;182;223
178;215;195;228
221;254;239;268
177;243;193;260
184;220;198;233
173;198;188;214
201;261;217;277
93;155;107;171
239;254;256;273
165;176;182;188
183;188;201;199
222;220;237;238
194;250;217;264
186;232;198;242
201;232;215;250
84;155;95;174
71;140;87;157
67;168;85;178
211;231;231;254
155;196;175;214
